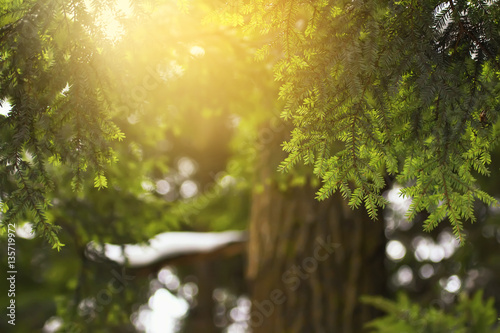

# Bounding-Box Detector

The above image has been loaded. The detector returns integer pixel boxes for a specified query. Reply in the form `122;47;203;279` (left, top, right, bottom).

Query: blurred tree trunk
180;262;219;333
247;125;388;333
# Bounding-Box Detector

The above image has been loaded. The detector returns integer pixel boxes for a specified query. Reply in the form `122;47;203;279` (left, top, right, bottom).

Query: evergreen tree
223;0;500;242
1;0;500;332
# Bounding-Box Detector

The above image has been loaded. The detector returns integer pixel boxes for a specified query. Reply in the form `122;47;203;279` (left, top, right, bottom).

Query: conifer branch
448;0;500;70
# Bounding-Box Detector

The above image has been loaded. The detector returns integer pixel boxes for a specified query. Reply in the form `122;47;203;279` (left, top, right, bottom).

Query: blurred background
1;0;500;332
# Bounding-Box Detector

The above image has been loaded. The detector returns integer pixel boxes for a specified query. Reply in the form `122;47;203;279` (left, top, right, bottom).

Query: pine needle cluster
230;0;500;241
0;0;125;249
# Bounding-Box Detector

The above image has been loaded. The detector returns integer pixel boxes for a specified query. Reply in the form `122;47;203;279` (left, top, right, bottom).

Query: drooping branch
448;0;500;70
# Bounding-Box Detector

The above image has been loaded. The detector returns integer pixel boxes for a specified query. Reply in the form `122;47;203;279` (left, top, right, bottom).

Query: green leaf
94;174;108;190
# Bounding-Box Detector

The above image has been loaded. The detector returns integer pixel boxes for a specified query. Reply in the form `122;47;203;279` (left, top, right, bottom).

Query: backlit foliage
0;0;130;249
223;0;500;242
1;0;500;247
362;290;500;332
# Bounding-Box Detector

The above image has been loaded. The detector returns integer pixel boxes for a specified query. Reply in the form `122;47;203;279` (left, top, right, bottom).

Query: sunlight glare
386;186;411;211
220;175;236;188
178;157;197;177
412;236;449;263
438;230;460;259
394;265;413;286
442;275;461;293
142;179;155;192
180;180;198;198
179;282;199;302
159;268;181;291
85;0;133;42
227;296;251;332
190;46;206;57
0;99;11;116
16;222;35;239
386;239;406;261
418;264;435;279
156;179;171;195
136;288;188;333
42;316;63;333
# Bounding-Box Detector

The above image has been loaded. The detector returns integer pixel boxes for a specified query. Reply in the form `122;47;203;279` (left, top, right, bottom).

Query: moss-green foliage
0;0;275;249
362;290;500;333
0;0;264;330
3;0;500;246
0;0;130;249
218;0;500;242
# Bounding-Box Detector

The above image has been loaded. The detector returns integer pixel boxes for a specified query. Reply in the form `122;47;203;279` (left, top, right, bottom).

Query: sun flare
85;0;133;42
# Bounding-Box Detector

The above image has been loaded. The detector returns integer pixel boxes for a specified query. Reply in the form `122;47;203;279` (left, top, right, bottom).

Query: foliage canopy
218;0;500;241
1;0;500;247
1;0;500;331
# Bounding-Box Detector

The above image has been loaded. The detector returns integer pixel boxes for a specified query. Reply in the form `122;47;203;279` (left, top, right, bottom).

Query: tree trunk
247;128;388;333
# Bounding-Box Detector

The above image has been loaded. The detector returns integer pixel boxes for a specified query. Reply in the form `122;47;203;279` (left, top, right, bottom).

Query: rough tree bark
247;126;388;333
